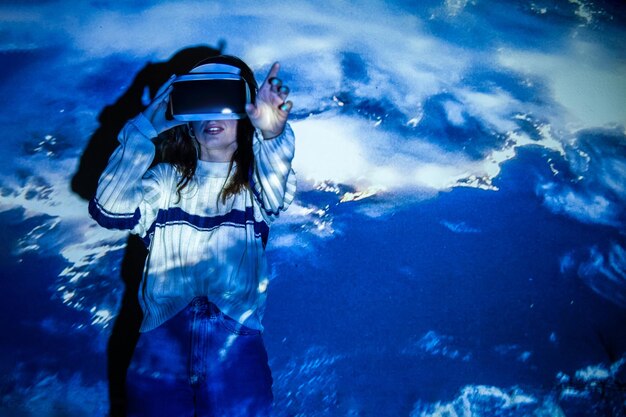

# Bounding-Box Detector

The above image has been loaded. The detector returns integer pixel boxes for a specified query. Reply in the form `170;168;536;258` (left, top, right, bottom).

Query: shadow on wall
71;43;225;417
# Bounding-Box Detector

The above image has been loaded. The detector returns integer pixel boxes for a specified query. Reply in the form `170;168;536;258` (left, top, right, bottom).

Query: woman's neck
198;143;237;162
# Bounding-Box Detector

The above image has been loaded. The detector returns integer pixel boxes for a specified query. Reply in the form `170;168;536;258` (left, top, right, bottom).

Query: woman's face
191;119;238;162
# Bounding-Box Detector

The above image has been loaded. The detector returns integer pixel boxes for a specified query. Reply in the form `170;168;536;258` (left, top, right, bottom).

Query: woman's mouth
204;126;224;135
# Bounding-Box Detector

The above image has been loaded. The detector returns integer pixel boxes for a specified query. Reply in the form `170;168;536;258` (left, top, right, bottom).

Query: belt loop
190;296;221;318
191;296;207;312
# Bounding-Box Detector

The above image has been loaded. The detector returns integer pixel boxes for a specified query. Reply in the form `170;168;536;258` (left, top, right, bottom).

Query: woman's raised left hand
246;62;293;139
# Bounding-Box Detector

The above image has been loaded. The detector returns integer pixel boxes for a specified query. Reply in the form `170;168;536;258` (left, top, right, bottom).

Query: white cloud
541;184;619;226
441;220;481;233
412;385;538;417
538;127;626;228
3;0;624;236
455;87;522;132
292;113;482;195
577;244;626;308
0;158;87;220
498;40;626;128
443;100;465;126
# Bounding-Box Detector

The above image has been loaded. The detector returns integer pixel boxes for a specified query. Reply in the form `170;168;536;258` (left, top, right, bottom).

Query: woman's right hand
142;75;184;135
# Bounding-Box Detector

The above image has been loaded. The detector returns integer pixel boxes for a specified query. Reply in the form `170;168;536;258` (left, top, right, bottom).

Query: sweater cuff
255;124;295;160
131;113;159;140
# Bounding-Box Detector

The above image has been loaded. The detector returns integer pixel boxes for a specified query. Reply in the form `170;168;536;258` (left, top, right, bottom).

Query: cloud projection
1;0;625;415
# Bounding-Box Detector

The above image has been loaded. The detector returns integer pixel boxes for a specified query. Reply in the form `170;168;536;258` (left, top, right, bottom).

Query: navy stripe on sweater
141;206;270;248
89;198;141;230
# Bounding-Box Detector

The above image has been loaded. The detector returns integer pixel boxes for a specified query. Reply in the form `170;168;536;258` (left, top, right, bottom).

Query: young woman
89;55;295;416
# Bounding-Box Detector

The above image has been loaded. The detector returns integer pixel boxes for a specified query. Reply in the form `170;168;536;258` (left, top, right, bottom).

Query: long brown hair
159;55;258;203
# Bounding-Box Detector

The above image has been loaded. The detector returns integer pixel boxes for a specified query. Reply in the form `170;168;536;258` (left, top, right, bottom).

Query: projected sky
1;1;625;416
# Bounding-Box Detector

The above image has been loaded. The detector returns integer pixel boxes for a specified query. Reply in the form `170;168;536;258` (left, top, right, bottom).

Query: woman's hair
160;55;258;203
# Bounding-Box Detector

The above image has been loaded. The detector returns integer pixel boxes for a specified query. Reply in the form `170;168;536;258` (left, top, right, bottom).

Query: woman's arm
250;125;297;222
88;113;160;236
89;77;182;235
246;62;297;221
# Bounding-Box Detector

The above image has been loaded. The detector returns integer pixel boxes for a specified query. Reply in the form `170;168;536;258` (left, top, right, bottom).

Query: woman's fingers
261;62;280;88
247;62;293;137
268;77;282;93
141;76;185;134
155;75;176;100
146;85;172;116
278;85;290;101
259;62;293;108
279;100;293;113
245;103;260;120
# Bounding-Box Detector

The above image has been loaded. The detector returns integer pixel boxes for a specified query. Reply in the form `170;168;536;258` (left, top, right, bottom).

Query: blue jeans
126;296;273;417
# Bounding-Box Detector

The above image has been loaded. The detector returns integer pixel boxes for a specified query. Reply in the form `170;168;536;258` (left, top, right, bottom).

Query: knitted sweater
89;113;296;332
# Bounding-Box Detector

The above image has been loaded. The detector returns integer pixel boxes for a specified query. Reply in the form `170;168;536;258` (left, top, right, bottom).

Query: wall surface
1;0;625;415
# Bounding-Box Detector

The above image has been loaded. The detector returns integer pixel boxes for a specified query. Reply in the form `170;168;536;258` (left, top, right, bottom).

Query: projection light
168;63;252;121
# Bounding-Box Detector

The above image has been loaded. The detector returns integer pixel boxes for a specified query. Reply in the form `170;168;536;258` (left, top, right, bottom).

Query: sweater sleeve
88;113;162;237
250;123;297;223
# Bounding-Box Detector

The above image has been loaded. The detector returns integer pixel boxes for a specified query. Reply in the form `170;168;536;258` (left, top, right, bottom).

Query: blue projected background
1;1;625;416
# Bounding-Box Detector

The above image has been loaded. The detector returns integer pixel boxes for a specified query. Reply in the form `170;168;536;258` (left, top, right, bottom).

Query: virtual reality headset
168;63;253;121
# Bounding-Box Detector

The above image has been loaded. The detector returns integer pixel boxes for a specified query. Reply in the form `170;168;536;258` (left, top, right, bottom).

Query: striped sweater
89;113;296;332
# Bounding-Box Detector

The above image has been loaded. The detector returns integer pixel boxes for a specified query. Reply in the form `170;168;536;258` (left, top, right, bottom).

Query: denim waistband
189;296;221;317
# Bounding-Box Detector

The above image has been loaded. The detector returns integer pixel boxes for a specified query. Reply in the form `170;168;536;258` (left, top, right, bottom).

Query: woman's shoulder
145;162;181;186
146;161;174;176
